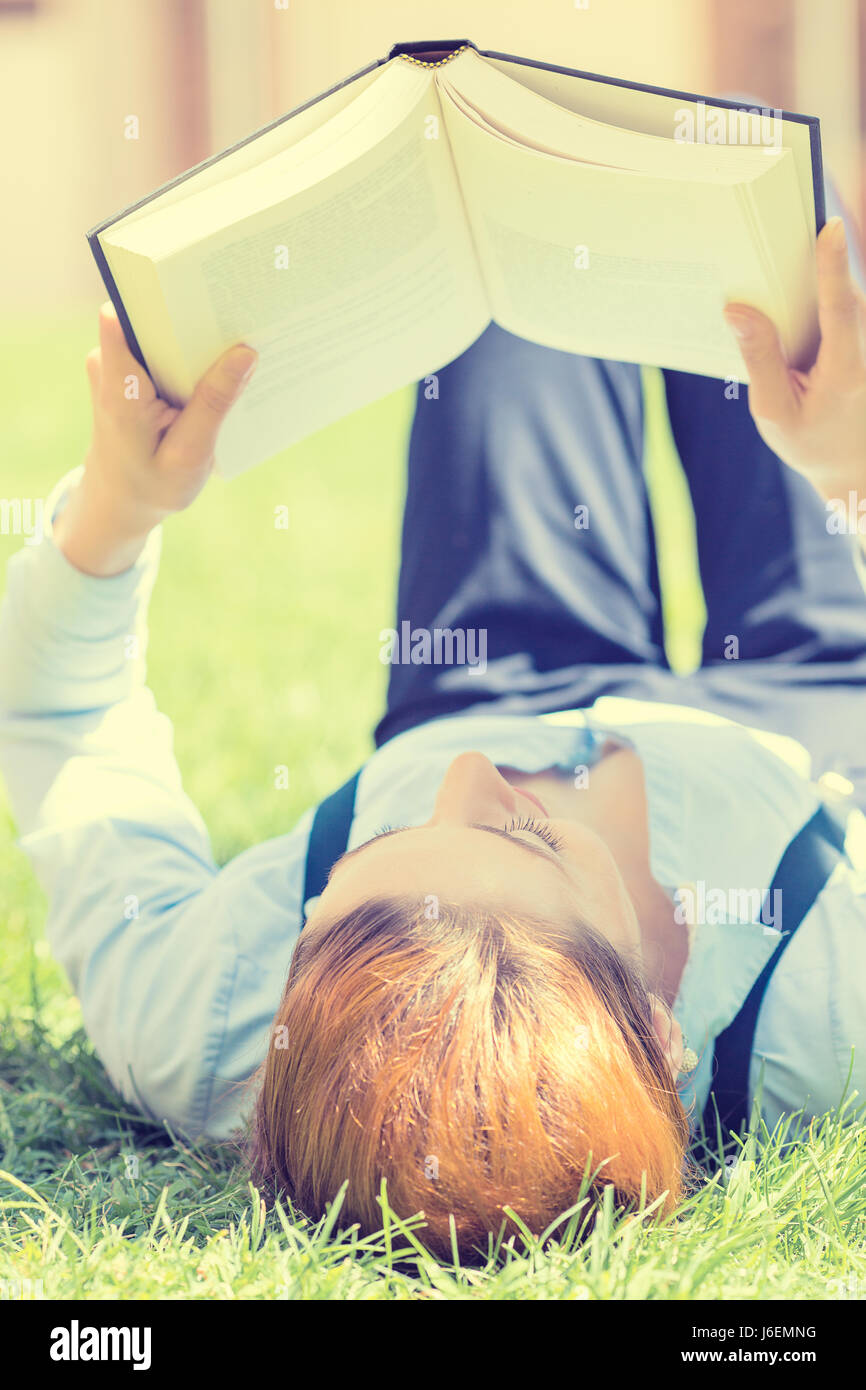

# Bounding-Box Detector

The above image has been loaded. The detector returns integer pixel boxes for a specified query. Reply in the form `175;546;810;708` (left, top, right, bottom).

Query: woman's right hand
53;303;257;577
724;217;866;509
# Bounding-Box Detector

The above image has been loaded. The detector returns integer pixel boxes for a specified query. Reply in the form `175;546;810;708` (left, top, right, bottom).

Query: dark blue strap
702;803;847;1139
300;769;362;926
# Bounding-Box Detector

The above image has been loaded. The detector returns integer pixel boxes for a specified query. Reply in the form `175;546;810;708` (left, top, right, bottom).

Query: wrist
52;470;159;577
799;458;866;507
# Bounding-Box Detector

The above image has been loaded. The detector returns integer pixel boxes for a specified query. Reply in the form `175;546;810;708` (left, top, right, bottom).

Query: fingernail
232;347;258;383
825;215;847;250
724;310;756;340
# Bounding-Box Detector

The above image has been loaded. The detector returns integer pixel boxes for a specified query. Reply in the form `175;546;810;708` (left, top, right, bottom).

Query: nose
430;751;522;827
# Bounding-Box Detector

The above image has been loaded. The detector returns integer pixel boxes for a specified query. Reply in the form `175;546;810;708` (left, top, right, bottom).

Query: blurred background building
1;0;864;309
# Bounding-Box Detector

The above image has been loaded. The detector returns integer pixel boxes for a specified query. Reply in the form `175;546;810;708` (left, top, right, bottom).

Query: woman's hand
724;217;866;506
53;303;257;576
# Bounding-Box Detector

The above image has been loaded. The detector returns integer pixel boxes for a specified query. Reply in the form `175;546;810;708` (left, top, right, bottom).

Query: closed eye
325;819;566;884
503;815;565;852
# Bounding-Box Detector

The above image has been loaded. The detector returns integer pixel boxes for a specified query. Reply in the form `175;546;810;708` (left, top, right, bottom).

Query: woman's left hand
54;303;256;576
724;216;866;506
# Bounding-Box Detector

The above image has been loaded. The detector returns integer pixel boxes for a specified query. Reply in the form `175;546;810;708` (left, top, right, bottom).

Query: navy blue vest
301;771;847;1140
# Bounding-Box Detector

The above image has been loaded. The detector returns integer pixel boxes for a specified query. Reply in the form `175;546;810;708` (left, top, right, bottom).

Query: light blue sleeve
0;469;308;1137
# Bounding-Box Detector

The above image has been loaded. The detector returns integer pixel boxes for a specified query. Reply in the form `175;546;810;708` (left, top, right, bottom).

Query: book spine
86;235;148;371
387;39;475;61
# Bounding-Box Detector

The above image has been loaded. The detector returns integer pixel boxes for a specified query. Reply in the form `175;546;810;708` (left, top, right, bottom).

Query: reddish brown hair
248;896;691;1263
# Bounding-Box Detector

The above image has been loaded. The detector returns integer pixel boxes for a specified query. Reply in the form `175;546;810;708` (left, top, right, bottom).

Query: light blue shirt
2;468;865;1141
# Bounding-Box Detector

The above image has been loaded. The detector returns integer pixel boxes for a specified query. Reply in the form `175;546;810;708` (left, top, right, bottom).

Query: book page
740;152;819;370
440;49;774;182
484;53;817;235
106;63;439;257
102;70;490;479
110;64;386;228
438;82;810;379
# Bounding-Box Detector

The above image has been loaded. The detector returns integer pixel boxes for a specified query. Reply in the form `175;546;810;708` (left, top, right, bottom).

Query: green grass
0;314;863;1300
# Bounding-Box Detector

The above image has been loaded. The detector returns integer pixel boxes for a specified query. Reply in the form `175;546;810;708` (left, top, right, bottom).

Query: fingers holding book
166;341;258;468
724;217;866;506
54;307;257;577
88;301;257;469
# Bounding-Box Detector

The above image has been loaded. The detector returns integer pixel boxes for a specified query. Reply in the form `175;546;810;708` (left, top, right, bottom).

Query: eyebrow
324;822;568;885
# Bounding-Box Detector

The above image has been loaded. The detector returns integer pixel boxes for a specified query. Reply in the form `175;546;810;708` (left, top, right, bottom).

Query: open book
88;38;823;480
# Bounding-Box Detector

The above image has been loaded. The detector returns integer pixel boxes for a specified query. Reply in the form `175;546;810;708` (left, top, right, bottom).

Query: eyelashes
505;815;565;853
371;818;565;853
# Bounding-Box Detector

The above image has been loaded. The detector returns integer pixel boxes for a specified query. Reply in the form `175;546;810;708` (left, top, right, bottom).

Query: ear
650;996;684;1081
